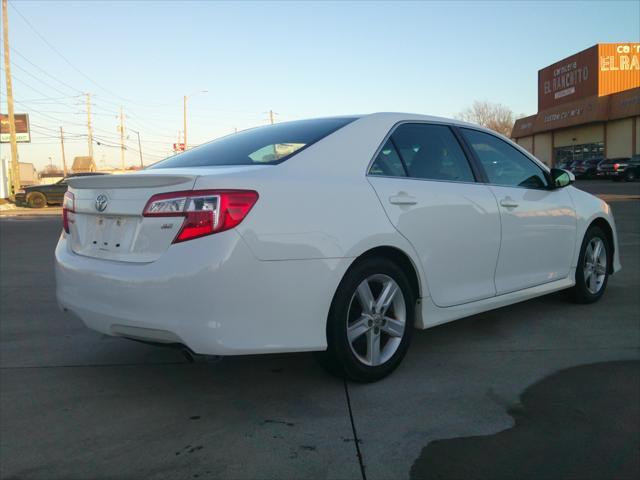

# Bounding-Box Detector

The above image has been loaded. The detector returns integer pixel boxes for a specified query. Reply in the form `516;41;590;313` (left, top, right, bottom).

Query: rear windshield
149;117;358;169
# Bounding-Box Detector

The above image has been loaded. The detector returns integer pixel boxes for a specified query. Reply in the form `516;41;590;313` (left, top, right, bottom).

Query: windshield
149;117;358;169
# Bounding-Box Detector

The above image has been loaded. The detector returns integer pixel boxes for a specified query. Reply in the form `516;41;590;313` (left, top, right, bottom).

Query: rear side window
387;124;475;182
149;117;358;169
370;140;406;177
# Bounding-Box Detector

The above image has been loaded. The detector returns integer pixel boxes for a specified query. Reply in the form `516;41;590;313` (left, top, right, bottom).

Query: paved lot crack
343;377;367;480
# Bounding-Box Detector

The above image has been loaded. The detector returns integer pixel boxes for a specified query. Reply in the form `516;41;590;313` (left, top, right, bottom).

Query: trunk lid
66;172;198;263
66;166;269;263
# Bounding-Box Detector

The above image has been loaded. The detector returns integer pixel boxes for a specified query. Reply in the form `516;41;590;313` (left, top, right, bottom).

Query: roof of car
363;112;477;127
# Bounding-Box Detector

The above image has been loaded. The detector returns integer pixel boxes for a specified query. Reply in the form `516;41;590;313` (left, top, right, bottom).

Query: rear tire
315;257;415;382
570;226;610;304
27;192;46;208
625;170;636;182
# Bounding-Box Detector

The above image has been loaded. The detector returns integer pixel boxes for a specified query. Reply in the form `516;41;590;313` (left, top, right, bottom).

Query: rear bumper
56;230;349;355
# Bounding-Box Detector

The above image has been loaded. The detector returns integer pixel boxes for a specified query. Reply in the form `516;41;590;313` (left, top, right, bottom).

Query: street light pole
60;127;68;176
129;128;144;168
183;90;207;151
183;95;187;151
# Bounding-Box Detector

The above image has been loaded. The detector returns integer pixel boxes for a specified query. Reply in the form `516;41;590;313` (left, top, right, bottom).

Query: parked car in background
16;172;109;208
55;113;621;382
597;156;639;182
569;158;603;179
556;160;573;170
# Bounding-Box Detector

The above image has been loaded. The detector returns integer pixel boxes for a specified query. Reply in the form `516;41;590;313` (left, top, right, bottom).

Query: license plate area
89;216;136;253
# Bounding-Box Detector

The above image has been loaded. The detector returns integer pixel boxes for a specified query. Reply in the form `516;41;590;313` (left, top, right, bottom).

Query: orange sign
598;43;640;97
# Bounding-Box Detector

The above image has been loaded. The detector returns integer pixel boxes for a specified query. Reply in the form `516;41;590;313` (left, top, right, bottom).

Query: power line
9;74;80;112
13;99;85;127
10;46;83;94
9;1;180;109
7;1;128;102
10;60;75;98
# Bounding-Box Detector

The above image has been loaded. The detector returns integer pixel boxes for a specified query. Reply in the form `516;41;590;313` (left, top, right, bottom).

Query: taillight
62;191;75;234
143;190;259;243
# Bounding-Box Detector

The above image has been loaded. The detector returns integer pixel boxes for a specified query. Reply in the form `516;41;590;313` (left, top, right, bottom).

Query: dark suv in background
15;172;108;208
597;156;640;182
569;158;603;179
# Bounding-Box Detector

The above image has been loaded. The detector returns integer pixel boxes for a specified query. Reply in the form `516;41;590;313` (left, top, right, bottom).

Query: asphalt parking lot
1;180;639;480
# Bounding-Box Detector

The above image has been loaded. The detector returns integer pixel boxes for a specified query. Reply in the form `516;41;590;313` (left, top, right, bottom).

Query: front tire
315;257;415;382
625;170;636;182
570;226;610;304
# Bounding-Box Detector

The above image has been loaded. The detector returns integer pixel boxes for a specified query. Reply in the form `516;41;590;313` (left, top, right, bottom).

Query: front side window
462;128;549;189
149;117;358;169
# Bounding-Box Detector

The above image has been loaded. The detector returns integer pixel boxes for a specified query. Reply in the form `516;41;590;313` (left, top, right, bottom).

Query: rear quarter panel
192;115;430;296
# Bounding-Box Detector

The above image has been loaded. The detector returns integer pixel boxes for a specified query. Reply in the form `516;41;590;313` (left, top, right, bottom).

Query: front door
460;128;577;294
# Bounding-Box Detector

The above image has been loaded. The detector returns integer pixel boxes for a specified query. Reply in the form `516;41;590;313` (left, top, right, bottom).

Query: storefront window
554;142;604;166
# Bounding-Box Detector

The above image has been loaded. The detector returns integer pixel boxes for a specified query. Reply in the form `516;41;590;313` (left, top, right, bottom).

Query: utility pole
269;109;275;125
86;93;94;159
183;95;187;151
59;126;68;176
2;0;20;198
119;106;125;171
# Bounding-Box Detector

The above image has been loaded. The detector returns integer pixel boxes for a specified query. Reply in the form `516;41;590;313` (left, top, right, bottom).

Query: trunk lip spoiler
66;174;198;189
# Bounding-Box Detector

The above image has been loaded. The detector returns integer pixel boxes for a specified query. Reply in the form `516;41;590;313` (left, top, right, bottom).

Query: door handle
389;194;417;205
499;197;519;208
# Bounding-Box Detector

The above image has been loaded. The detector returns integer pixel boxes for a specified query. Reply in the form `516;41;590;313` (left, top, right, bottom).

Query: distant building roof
71;156;96;172
40;171;64;178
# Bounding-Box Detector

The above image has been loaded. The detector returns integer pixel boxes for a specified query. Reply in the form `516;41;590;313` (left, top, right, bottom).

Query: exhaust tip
181;347;222;364
181;348;196;363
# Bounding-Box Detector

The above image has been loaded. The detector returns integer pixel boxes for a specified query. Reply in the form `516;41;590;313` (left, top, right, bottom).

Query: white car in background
55;113;621;382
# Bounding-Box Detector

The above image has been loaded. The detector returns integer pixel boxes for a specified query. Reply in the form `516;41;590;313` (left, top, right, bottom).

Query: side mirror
550;168;574;188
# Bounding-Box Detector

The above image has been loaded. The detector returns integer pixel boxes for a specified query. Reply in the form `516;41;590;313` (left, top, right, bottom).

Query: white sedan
55;113;621;382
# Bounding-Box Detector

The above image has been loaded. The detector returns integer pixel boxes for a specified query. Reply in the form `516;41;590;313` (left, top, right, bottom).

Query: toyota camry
55;113;621;382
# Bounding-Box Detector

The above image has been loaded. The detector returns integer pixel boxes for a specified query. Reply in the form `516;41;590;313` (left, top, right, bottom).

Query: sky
1;0;639;170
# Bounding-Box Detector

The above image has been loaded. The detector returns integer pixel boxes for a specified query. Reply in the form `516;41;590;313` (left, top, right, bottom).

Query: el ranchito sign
538;43;640;111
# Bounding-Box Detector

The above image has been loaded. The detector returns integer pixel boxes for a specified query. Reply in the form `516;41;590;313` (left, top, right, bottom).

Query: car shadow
409;360;640;480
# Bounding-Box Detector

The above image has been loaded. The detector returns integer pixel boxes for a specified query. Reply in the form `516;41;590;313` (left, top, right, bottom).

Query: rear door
460;128;577;294
367;123;501;307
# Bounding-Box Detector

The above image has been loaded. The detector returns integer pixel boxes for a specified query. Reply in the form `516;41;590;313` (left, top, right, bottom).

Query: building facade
512;43;640;166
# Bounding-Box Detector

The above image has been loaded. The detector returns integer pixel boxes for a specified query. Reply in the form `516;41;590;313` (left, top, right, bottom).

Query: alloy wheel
346;274;406;366
583;237;607;295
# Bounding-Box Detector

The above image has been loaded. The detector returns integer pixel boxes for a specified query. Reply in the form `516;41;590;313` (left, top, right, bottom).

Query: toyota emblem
95;194;108;212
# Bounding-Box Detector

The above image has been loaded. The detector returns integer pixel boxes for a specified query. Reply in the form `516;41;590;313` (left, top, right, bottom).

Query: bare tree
41;163;63;174
456;101;516;137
